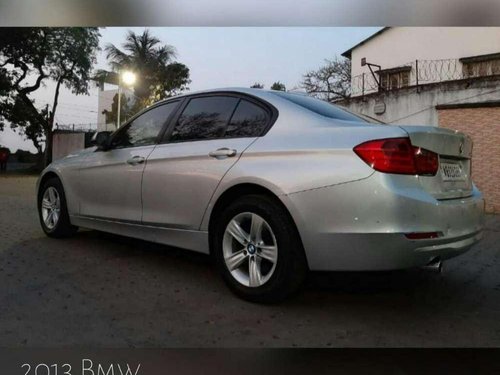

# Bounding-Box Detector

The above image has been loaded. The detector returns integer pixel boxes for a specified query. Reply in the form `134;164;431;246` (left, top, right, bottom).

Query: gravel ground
1;175;499;347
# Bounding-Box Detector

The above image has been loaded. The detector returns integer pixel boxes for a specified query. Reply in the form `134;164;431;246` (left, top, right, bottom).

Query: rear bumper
284;173;485;271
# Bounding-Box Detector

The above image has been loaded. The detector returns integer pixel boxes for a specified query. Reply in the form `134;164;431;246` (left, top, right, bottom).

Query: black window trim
105;99;182;151
159;91;279;145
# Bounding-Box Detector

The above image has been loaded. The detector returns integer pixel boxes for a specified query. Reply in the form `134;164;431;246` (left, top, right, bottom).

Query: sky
0;27;381;153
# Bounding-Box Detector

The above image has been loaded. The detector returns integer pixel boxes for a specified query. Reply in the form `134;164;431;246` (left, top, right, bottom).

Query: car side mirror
91;131;112;151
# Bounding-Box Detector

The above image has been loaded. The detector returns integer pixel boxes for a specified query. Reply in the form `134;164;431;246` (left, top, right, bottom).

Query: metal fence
54;123;99;133
350;58;491;97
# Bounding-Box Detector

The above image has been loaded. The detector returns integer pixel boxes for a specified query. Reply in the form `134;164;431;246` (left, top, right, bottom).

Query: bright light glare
122;71;136;86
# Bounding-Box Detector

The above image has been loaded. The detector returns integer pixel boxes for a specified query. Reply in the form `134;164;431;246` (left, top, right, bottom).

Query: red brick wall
438;107;500;213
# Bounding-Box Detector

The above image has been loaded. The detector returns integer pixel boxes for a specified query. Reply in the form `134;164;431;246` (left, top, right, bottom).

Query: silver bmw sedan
37;88;484;302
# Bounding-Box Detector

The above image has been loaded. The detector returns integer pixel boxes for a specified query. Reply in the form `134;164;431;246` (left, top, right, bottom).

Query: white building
96;85;135;132
346;27;500;94
340;27;500;213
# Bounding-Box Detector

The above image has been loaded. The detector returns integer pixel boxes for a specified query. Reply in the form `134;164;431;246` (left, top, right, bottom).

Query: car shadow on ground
85;229;213;265
306;270;427;294
3;226;493;347
76;229;436;298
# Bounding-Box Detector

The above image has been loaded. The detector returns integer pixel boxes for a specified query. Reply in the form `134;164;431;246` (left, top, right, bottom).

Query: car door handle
209;148;237;159
126;156;145;165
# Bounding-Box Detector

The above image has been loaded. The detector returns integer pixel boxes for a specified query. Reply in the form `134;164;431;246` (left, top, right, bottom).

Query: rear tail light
353;137;438;176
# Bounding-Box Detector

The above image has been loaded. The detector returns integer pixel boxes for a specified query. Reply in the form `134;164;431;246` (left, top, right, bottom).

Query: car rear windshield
271;91;381;124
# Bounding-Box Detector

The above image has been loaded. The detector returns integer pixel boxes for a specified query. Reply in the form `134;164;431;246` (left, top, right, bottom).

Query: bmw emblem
247;244;256;254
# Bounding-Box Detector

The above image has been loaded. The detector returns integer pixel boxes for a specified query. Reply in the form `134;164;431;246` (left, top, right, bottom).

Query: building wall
97;89;118;132
52;133;85;161
341;77;500;126
438;106;500;213
96;88;134;132
351;27;500;79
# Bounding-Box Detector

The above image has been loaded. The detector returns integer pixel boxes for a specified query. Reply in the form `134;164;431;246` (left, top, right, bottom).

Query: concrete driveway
1;175;499;347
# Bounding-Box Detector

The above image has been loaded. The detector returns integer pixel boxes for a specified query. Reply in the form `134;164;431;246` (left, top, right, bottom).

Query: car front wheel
38;177;78;238
213;194;307;303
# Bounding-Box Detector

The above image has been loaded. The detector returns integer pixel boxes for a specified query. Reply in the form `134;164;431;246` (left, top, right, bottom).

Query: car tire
38;177;78;238
213;194;307;303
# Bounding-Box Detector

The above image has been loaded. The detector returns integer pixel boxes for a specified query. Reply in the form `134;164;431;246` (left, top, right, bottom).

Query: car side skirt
70;215;209;254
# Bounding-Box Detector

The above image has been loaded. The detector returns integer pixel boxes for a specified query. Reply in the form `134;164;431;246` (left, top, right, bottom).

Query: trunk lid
399;125;473;199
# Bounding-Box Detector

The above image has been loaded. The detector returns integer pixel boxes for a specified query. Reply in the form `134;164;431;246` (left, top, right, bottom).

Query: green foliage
250;82;264;89
270;81;286;91
104;29;190;114
14;149;38;163
0;27;101;165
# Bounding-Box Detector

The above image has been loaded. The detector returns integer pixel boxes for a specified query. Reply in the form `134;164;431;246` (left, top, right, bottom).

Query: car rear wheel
38;177;78;238
213;194;307;303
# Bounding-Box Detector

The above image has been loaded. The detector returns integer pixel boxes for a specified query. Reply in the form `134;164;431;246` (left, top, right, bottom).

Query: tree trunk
43;77;63;167
31;138;44;171
43;127;53;167
35;153;44;172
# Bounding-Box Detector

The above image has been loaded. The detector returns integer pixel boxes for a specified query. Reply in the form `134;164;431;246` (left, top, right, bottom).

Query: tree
103;29;190;114
0;27;101;166
270;81;286;91
250;82;264;89
301;57;351;102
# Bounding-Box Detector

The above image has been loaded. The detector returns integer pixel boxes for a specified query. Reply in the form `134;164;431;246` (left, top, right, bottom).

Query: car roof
155;87;308;106
126;88;287;129
167;87;273;97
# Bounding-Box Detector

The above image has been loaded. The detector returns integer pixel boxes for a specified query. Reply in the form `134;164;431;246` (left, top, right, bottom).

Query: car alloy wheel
41;186;61;230
222;212;278;287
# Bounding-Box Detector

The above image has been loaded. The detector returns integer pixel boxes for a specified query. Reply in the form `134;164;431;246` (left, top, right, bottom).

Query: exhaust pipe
421;257;442;273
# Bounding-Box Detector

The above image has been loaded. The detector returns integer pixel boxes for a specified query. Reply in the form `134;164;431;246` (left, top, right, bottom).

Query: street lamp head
121;71;136;86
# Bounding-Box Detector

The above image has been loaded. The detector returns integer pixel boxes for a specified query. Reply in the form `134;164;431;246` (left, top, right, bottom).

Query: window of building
460;53;500;78
170;96;239;142
111;101;179;149
378;66;411;91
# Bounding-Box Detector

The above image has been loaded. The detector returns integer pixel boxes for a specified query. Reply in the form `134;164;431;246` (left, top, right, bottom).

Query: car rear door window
111;101;179;149
225;100;269;138
170;96;239;142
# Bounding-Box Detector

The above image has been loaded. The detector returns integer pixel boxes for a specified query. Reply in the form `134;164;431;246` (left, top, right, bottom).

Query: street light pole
117;74;122;129
116;71;136;130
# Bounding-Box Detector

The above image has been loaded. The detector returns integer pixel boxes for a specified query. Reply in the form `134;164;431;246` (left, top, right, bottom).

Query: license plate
440;162;465;181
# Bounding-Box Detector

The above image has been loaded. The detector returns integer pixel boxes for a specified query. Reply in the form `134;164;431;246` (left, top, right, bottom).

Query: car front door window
111;101;179;149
